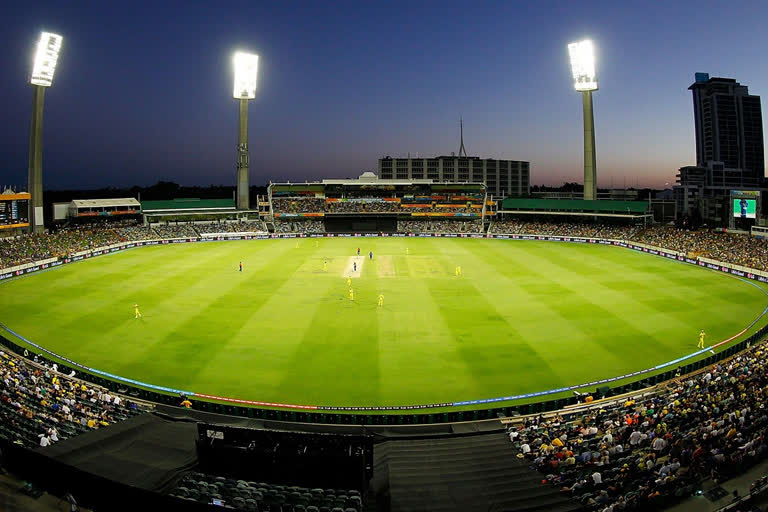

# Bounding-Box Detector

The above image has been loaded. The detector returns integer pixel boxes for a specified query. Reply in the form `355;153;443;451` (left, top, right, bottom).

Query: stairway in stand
372;432;580;512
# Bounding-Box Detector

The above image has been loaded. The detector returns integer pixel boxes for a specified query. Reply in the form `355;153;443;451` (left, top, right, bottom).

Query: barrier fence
1;232;768;425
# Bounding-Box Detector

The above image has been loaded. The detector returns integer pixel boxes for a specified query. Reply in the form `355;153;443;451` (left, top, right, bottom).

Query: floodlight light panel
31;32;63;87
233;52;259;99
568;40;598;91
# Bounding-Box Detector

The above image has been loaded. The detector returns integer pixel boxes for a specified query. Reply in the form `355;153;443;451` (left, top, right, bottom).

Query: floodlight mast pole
28;32;62;233
28;85;45;233
569;39;598;201
582;89;597;201
237;98;250;210
234;51;257;210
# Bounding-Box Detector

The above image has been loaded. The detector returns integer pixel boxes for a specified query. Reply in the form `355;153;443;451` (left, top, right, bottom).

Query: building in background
689;73;764;181
378;156;529;198
675;74;767;227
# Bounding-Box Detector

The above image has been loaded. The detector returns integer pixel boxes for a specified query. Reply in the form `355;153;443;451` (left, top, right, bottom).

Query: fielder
349;288;354;301
378;294;384;307
697;329;706;349
134;303;142;319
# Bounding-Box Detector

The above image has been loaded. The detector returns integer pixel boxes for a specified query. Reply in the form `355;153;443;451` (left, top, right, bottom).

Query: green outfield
0;238;766;409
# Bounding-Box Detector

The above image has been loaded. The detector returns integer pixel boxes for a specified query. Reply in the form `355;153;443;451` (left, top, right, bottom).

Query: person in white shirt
521;443;531;454
592;471;602;485
113;396;121;406
39;435;51;447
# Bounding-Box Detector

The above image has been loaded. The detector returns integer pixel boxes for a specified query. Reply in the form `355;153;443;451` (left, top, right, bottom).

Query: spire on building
458;117;467;157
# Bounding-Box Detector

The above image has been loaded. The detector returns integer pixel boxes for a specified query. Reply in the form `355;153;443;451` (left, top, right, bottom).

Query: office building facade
378;157;529;198
689;73;765;180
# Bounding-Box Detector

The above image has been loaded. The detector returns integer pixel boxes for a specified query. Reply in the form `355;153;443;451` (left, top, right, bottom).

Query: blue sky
1;0;767;190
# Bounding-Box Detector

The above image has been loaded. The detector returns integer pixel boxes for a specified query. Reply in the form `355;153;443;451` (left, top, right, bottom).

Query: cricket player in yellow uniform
697;330;706;348
349;288;354;301
134;303;142;319
378;294;384;307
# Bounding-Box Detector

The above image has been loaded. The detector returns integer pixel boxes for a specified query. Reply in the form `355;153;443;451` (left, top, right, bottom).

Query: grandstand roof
140;198;235;212
72;198;140;209
501;198;649;214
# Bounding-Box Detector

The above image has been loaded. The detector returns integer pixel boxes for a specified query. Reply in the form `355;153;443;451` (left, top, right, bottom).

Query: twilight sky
1;0;767;190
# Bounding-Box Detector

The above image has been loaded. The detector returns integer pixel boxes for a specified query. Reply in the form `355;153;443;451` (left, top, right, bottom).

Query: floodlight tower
28;32;63;233
568;40;598;201
233;52;259;210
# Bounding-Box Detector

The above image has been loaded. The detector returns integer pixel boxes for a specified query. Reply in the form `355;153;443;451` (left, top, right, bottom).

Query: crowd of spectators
490;220;643;241
397;220;483;234
0;350;146;449
150;223;200;239
113;224;155;242
271;196;483;215
272;197;325;214
630;227;768;272
274;220;325;233
507;340;768;511
0;226;124;267
325;200;400;213
194;220;267;234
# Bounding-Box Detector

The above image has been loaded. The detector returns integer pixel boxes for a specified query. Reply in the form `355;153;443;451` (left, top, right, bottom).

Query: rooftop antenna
459;117;467;157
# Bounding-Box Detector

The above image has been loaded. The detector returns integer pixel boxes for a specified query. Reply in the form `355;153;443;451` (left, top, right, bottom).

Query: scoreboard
0;193;30;229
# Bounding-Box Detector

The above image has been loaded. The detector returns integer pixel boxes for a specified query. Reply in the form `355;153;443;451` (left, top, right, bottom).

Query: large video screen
734;199;757;219
0;197;29;229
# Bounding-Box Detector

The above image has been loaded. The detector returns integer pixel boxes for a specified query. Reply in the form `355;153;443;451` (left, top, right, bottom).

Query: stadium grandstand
3;214;768;510
268;172;490;234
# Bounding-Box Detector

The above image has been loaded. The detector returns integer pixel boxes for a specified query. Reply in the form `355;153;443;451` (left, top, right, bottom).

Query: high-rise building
689;73;765;180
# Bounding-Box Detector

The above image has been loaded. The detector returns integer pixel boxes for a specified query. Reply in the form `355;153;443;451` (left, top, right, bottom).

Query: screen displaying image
734;199;757;219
